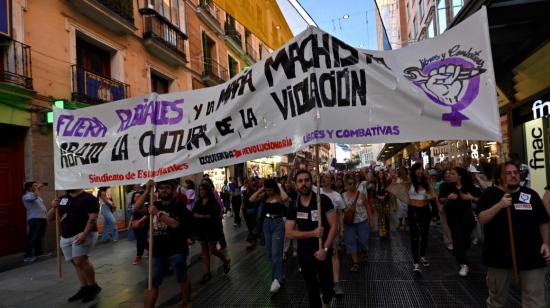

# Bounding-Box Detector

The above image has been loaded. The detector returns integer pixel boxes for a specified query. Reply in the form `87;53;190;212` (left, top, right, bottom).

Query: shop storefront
246;156;288;179
508;92;550;195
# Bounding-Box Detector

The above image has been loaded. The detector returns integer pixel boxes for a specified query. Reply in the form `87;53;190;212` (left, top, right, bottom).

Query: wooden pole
500;166;519;281
315;144;322;249
55;206;62;279
148;187;154;290
506;206;519;281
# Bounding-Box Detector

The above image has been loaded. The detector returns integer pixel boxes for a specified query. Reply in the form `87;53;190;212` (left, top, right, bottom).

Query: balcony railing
224;22;242;49
0;39;33;90
71;65;130;105
202;57;228;84
198;0;221;27
96;0;134;24
142;12;187;61
245;42;258;62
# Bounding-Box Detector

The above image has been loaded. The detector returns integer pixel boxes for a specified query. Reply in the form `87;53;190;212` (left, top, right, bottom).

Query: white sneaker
447;244;454;251
459;264;469;277
472;238;479;245
413;263;421;273
270;279;281;293
420;257;430;267
292;251;298;257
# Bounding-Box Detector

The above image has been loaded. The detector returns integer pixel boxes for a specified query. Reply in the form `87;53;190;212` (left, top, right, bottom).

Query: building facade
0;0;277;257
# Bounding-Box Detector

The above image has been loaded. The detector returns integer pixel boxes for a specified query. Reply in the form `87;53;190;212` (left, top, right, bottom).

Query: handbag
343;192;360;225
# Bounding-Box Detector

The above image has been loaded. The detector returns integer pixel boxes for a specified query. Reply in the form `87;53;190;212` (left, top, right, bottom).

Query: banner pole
148;187;154;291
500;169;519;281
506;206;519;281
55;203;62;279
315;144;322;250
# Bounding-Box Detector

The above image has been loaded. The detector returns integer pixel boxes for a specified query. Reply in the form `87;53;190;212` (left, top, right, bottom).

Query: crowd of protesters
24;152;550;307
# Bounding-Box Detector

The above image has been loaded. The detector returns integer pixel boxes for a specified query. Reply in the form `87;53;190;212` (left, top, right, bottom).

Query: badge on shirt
297;212;308;220
514;203;532;210
59;198;69;206
519;192;531;203
311;210;319;222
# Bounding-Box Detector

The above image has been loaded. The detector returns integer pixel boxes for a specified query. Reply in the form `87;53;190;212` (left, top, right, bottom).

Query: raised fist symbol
404;65;483;106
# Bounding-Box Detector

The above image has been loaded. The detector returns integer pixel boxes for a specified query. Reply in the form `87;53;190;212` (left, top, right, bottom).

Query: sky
278;0;381;50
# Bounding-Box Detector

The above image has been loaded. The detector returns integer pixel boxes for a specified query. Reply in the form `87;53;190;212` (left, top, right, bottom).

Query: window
150;0;180;26
437;0;447;34
76;37;111;77
228;55;238;78
419;0;424;20
151;71;170;94
202;31;215;60
406;3;410;21
428;16;435;38
452;0;464;17
413;17;417;38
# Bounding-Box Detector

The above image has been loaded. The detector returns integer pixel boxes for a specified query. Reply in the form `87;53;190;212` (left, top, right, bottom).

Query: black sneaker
82;284;101;303
223;259;231;274
200;272;212;284
67;287;87;302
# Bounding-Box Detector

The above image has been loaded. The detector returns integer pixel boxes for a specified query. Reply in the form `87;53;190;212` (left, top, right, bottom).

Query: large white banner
54;8;500;189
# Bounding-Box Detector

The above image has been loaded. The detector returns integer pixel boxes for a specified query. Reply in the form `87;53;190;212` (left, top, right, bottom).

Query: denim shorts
344;220;370;254
150;253;188;288
60;232;98;261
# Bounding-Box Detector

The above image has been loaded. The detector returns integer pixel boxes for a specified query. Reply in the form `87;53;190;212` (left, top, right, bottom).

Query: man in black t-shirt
134;179;193;308
47;189;101;303
478;162;550;308
286;169;337;308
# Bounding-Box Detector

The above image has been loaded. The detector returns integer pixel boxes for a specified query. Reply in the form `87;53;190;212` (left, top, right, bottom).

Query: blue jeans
263;217;285;281
25;218;47;258
126;208;135;241
101;206;118;241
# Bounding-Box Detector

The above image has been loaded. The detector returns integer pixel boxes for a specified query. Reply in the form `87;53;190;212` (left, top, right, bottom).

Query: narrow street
0;221;520;307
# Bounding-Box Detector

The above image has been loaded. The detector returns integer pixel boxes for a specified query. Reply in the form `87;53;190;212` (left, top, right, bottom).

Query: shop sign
532;100;550;120
524;118;547;195
470;144;479;159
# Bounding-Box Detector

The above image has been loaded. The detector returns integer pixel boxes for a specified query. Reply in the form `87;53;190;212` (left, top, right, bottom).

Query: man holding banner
47;189;101;303
477;162;550;308
134;179;193;308
286;170;337;307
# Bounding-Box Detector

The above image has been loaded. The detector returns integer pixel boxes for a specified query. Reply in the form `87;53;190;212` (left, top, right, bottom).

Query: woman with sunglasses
342;176;372;272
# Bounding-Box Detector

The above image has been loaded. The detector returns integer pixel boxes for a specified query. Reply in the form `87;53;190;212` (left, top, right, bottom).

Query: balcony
0;39;32;90
71;65;130;105
202;57;228;86
140;10;187;66
67;0;136;35
224;22;245;55
196;0;223;35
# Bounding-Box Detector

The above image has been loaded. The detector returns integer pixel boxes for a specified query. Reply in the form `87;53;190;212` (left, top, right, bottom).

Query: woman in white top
342;176;373;272
408;163;434;273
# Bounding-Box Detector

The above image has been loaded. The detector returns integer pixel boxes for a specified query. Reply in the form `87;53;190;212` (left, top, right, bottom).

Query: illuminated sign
532;100;550;120
470;144;479;159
